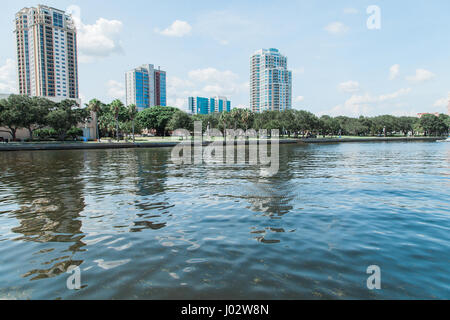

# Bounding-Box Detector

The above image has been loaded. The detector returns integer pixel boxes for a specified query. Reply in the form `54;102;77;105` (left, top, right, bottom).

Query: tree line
175;109;450;137
1;94;449;141
0;95;88;141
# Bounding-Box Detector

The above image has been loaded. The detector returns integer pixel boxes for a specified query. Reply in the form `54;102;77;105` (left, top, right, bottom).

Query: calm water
0;142;449;300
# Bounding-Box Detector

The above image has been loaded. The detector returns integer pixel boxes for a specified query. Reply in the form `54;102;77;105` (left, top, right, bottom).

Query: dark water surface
0;142;449;299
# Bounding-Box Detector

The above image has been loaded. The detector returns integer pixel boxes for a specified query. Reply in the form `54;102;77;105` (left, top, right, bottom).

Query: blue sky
1;0;449;116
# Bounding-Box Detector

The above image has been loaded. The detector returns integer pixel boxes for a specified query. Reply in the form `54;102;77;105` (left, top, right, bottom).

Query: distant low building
417;112;440;118
188;96;231;115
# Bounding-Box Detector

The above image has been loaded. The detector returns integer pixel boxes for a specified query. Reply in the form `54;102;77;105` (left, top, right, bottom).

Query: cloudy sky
0;0;449;116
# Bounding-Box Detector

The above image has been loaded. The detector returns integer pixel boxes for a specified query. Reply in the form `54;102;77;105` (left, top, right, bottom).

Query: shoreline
0;136;445;152
299;136;445;144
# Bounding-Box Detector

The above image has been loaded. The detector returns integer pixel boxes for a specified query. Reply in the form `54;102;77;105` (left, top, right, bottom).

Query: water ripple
0;143;448;299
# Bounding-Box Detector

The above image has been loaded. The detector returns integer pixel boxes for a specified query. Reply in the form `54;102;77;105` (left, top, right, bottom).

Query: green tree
128;104;138;143
295;110;319;137
280;110;296;137
264;119;283;134
26;96;54;139
420;114;448;136
110;99;124;141
219;111;234;134
318;116;332;137
229;108;243;130
319;115;341;137
253;111;276;132
397;116;417;136
45;100;88;141
240;109;255;131
437;114;450;135
166;110;194;132
136;106;178;136
98;109;116;138
192;113;221;133
0;95;28;140
372;115;397;136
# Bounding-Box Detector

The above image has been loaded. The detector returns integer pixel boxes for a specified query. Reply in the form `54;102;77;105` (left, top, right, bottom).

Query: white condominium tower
14;5;79;101
125;64;167;111
250;48;292;113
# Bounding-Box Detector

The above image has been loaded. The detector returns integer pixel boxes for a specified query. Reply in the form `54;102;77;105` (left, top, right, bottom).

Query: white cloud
167;76;195;110
168;76;194;90
324;22;349;35
433;93;450;108
155;20;192;37
379;88;411;101
389;64;400;80
406;69;436;83
390;109;421;117
338;81;360;93
321;88;412;117
67;5;124;63
344;8;359;15
0;58;17;93
295;96;305;103
167;97;187;110
106;80;125;99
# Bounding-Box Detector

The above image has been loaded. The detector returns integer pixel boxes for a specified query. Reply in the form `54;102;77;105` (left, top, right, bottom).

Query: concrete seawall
0;137;445;152
299;137;444;144
0;139;298;152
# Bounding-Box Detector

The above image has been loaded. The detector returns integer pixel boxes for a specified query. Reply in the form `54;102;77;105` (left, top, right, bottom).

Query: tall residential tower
125;64;166;111
15;5;79;101
250;48;292;113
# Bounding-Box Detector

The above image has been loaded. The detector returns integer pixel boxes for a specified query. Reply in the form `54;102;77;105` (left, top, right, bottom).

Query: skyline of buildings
4;5;448;116
188;96;231;115
250;48;292;113
14;5;79;103
125;64;167;111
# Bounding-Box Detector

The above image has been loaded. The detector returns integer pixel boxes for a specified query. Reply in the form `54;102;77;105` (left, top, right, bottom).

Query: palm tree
230;108;241;130
87;99;102;142
110;99;123;142
241;109;254;131
128;104;138;143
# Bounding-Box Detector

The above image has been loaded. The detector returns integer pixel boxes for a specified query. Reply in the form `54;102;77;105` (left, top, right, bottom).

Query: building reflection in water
165;144;313;245
243;145;301;244
3;148;174;283
132;148;171;232
2;151;86;280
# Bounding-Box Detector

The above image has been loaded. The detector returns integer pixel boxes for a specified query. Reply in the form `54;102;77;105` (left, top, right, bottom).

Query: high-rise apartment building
15;5;79;101
188;96;231;115
125;64;166;111
250;48;292;113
